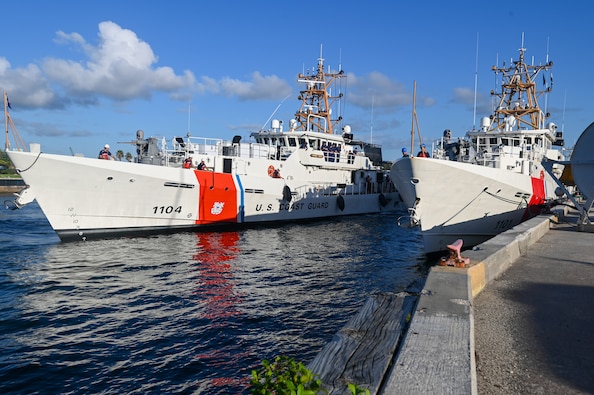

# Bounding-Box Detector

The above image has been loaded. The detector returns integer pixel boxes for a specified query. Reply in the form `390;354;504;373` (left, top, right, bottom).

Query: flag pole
4;90;9;151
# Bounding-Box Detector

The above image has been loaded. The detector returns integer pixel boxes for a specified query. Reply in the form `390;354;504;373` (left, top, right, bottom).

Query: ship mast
489;46;553;131
294;55;344;134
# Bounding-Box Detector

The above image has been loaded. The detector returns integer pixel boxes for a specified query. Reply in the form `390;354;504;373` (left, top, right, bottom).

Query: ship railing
474;153;501;168
290;181;380;200
430;136;467;161
221;142;273;159
164;137;276;161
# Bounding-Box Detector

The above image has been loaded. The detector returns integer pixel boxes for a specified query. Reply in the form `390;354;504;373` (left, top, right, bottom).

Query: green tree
125;152;133;162
0;150;17;176
116;149;124;161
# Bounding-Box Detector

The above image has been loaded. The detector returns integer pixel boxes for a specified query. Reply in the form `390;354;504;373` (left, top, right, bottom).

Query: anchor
11;185;36;209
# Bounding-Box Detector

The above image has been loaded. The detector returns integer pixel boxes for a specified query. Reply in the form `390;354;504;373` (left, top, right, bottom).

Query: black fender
283;185;292;202
337;194;345;211
379;193;388;207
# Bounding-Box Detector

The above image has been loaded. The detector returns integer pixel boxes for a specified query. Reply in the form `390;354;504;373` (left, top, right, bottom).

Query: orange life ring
267;165;275;177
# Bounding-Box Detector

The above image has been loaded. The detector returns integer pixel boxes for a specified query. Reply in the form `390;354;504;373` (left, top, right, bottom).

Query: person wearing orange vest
417;144;430;158
183;157;193;169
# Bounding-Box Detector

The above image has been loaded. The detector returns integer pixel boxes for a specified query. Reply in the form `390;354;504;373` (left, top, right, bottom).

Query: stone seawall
0;178;25;193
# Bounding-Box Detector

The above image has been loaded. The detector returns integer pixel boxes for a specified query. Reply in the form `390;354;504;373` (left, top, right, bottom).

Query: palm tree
125;152;133;162
116;150;124;161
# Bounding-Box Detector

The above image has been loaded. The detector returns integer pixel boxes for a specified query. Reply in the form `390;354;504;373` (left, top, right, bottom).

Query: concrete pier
382;207;593;394
311;207;594;394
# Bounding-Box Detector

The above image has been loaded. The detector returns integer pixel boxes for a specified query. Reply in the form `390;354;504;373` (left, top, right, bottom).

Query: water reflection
193;231;242;322
0;210;427;394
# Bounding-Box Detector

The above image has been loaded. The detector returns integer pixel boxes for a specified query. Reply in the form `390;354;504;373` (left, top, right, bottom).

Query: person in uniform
98;144;117;160
197;160;209;170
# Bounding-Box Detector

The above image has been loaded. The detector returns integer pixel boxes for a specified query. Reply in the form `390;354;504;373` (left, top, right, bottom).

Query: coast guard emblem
211;202;224;215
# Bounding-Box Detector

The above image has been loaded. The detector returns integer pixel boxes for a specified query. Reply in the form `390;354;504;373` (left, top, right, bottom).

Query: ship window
278;138;286;147
288;138;297;147
513;139;520;146
264;137;270;144
489;138;498;145
524;137;533;144
309;139;317;149
501;138;509;145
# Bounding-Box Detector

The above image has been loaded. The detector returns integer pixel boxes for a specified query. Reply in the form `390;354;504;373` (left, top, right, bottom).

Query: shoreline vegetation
1;150;24;192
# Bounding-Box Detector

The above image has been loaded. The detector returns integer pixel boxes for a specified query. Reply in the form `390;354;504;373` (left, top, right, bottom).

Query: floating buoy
337;194;345;211
379;193;388;207
283;185;292;202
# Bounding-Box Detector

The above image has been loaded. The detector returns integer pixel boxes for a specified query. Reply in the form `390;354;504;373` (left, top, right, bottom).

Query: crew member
197;160;208;170
183;157;193;169
417;144;430;158
98;144;117;160
402;147;409;157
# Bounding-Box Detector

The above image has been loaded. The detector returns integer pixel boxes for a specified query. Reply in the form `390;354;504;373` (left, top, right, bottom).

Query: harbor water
0;195;428;394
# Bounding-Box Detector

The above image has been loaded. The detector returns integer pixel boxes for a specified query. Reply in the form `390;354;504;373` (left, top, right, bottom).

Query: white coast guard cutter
391;45;566;253
4;56;402;241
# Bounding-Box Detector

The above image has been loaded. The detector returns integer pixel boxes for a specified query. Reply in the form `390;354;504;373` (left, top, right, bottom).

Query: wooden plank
308;293;417;395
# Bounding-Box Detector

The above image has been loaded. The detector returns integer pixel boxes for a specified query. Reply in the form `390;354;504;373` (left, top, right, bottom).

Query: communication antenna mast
544;36;551;116
370;95;374;144
187;103;191;137
473;33;479;130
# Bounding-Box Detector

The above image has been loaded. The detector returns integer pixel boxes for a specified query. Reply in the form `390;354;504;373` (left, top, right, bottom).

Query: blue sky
1;0;592;160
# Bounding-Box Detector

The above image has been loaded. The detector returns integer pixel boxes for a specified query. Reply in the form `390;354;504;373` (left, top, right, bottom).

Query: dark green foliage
250;356;324;395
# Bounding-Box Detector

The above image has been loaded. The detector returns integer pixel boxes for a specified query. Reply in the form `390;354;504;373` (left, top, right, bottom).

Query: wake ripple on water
0;200;427;394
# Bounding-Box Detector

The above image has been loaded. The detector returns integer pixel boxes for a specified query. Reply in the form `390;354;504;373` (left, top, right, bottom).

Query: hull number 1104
153;206;182;214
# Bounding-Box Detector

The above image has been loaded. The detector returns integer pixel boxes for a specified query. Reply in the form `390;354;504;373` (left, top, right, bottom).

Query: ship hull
391;157;553;253
8;151;401;241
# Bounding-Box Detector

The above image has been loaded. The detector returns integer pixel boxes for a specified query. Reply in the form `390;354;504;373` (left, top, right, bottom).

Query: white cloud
453;86;491;114
43;21;195;101
0;57;58;108
218;72;291;100
0;21;295;111
347;71;416;109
